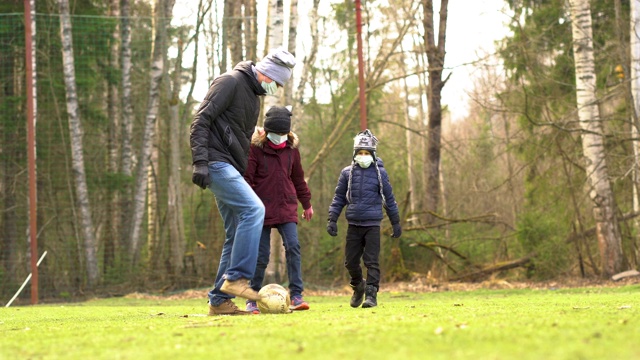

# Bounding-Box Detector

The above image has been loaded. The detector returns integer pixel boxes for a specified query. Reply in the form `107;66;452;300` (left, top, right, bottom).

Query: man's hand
192;163;211;189
302;206;314;222
391;223;402;238
326;220;338;237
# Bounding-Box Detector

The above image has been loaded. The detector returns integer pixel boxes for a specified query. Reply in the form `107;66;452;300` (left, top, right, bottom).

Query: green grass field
1;285;639;360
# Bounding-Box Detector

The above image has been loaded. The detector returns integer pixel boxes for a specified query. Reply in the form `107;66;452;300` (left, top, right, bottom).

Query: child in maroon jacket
243;106;313;313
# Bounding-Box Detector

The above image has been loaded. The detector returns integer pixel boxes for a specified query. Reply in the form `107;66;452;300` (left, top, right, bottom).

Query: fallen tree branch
449;252;537;282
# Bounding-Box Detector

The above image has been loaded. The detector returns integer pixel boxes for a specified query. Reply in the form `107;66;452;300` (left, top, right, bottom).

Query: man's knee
252;201;265;218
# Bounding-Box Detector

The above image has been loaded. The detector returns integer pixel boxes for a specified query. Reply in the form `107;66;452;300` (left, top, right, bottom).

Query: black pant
344;225;380;289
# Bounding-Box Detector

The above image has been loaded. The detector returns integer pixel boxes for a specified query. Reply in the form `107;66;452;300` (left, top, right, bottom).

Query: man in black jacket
190;48;296;315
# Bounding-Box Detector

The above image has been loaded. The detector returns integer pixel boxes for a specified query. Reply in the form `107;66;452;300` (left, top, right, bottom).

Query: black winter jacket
190;61;266;174
328;158;400;227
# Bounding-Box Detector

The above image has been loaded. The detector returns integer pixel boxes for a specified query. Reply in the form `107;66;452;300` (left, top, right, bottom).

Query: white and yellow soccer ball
257;283;291;314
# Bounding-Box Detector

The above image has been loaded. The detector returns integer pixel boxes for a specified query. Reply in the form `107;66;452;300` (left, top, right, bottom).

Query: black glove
391;223;402;238
192;162;211;189
327;220;338;237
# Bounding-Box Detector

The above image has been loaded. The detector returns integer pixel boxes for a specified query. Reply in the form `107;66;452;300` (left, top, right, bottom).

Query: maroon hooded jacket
244;129;312;226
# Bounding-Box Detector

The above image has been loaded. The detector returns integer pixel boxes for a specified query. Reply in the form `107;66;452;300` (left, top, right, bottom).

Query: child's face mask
267;132;287;145
261;80;278;95
355;154;373;168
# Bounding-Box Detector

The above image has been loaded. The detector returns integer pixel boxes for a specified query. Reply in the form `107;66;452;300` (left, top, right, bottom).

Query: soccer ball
257;283;291;314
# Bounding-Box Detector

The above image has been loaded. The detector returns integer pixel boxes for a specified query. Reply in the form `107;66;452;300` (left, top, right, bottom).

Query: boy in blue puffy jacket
327;129;402;308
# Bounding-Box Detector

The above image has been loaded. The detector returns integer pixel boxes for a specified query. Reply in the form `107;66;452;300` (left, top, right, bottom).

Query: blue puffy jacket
328;158;400;226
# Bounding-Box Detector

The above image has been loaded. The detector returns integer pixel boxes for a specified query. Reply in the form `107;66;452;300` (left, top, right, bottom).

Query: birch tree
285;0;298;106
631;0;640;262
264;0;285;110
119;0;134;249
422;0;449;224
264;0;286;282
105;0;120;272
128;0;176;266
120;0;134;177
58;0;99;286
568;0;624;277
165;34;186;277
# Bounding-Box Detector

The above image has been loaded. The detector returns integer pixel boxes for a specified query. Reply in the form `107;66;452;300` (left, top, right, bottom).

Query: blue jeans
206;161;265;306
250;222;304;297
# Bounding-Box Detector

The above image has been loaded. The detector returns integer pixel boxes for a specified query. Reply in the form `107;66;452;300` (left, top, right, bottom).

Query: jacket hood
251;127;299;148
234;61;266;96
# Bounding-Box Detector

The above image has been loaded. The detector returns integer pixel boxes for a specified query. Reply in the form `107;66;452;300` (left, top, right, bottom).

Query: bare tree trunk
166;35;186;280
285;0;298;106
630;0;640;266
147;121;159;270
129;0;175;266
119;0;134;255
569;0;625;277
58;0;99;287
227;0;243;64
412;32;429;223
146;0;161;271
105;0;120;273
244;0;257;61
120;0;134;176
221;0;230;72
263;0;287;283
400;43;416;222
422;0;449;225
264;0;285;110
205;0;219;84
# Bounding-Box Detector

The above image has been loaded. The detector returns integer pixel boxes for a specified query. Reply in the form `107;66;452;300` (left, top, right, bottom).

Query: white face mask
355;155;374;168
261;80;278;95
267;132;288;145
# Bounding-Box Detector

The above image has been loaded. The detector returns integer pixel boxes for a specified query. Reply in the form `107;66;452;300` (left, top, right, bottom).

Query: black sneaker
350;280;366;308
362;285;377;308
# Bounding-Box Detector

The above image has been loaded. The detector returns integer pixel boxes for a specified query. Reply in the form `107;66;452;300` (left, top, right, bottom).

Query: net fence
0;13;236;301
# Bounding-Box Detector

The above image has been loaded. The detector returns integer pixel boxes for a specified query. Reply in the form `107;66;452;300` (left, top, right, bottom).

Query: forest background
1;0;640;302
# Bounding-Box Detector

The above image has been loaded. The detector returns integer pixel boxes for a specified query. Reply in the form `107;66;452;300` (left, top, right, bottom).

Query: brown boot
208;299;251;316
220;278;262;301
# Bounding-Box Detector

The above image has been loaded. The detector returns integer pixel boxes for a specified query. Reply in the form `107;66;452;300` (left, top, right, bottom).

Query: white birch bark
108;0;120;174
129;0;175;265
264;0;284;110
264;0;286;282
58;0;99;286
147;126;159;268
167;38;185;277
631;0;640;262
104;0;120;270
569;0;624;277
284;0;298;106
120;0;134;177
147;1;160;269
